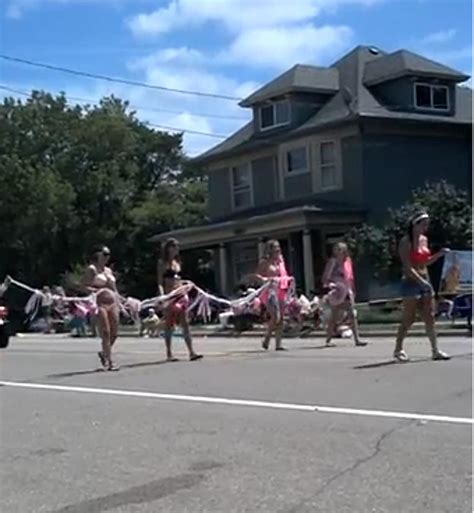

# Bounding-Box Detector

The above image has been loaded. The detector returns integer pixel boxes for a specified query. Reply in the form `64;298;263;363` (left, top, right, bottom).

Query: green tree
0;91;207;295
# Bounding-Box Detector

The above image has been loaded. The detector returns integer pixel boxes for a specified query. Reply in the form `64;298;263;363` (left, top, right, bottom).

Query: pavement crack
283;422;410;513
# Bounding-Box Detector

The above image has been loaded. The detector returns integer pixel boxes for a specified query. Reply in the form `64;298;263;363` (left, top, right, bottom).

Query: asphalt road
0;334;472;513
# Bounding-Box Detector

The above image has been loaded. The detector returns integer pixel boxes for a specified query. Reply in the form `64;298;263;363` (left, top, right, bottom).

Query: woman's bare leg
274;320;286;350
325;306;341;345
108;307;119;348
421;295;450;359
346;303;366;346
394;298;417;354
263;312;275;350
96;307;111;367
164;312;175;360
180;313;202;360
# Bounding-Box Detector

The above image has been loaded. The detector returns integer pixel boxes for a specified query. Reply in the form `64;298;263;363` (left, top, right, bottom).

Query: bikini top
410;246;431;266
90;265;116;289
163;267;182;281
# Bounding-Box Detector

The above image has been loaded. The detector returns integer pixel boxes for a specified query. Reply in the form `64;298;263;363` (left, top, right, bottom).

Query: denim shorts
400;278;433;299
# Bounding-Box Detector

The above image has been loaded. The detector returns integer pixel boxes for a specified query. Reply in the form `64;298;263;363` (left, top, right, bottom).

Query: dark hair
407;211;429;247
91;245;110;262
162;238;180;263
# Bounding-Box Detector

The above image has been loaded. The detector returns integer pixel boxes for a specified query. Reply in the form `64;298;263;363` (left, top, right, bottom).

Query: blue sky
1;0;472;155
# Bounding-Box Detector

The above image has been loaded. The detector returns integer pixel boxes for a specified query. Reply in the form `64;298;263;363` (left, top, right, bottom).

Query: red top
410;246;431;265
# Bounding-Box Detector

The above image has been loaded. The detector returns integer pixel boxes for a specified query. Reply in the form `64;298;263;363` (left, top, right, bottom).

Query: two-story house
151;46;472;299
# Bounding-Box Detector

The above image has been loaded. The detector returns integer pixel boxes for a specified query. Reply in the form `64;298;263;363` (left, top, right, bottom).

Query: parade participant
157;238;202;362
82;245;120;371
254;239;291;351
322;242;367;347
394;212;450;362
41;286;53;334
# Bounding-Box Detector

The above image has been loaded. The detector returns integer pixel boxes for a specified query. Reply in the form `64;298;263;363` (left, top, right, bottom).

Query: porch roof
149;205;365;249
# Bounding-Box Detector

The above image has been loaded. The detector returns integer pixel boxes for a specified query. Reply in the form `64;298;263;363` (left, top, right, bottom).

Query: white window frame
230;162;254;211
313;139;342;193
414;82;450;112
284;145;310;177
259;100;290;131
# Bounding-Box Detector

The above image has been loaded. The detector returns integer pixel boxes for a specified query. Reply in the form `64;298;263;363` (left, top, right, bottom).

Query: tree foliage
346;181;472;280
0;91;207;296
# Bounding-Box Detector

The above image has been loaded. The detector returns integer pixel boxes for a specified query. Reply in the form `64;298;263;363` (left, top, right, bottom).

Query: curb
191;329;470;339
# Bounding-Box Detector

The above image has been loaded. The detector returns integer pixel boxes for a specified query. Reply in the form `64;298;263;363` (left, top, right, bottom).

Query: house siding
208;167;232;220
362;132;472;222
251;155;278;206
284;173;314;200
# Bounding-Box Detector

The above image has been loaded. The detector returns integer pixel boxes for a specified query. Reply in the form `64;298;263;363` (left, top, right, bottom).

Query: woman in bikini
254;239;291;351
157;238;202;362
82;245;120;371
322;242;367;347
394;212;450;362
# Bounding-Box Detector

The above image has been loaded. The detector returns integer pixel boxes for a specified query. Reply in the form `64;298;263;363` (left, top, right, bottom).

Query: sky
0;0;472;156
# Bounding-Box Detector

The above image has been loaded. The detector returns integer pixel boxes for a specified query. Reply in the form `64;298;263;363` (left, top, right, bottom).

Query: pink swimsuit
260;258;290;305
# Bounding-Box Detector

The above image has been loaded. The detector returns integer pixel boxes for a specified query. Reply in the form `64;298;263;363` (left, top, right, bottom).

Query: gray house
153;46;472;298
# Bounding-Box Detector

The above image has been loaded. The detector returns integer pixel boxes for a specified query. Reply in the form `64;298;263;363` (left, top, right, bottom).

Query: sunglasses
102;251;111;257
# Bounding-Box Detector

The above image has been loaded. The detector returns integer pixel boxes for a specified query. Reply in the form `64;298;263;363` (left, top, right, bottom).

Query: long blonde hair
263;239;280;260
332;242;349;259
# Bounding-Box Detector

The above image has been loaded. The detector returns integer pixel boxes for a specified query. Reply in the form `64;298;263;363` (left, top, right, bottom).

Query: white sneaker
393;350;409;363
432;350;450;361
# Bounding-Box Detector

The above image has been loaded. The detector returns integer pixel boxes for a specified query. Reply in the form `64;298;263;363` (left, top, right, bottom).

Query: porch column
258;239;265;260
219;243;228;295
302;229;315;296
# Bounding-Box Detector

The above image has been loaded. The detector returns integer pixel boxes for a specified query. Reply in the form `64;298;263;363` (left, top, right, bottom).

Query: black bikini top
163;268;182;280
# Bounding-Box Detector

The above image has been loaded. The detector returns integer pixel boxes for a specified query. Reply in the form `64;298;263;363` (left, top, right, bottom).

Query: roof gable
239;64;339;107
364;49;469;86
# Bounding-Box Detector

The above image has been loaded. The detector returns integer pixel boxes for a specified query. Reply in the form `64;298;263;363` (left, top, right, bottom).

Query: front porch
150;206;365;297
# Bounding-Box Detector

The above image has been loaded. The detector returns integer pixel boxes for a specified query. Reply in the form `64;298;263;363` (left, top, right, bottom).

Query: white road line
0;380;471;425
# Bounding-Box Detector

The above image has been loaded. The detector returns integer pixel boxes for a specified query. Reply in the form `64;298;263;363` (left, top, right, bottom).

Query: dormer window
414;83;449;111
259;100;290;130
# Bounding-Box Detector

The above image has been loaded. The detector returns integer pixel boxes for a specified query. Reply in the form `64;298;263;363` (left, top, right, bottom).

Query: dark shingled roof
364;49;469;86
196;46;472;164
239;64;339;107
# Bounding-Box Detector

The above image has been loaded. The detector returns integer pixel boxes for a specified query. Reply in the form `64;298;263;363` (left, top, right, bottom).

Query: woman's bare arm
157;260;164;295
322;258;335;288
81;266;98;294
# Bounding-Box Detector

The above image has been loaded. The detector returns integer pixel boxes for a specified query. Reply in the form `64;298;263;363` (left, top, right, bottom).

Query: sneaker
432;350;450;361
393;350;409;363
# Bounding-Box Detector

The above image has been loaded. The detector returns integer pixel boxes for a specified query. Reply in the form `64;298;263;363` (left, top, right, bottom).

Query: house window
233;242;258;284
231;163;252;209
414;83;449;111
260;100;290;130
286;146;308;175
320;141;338;190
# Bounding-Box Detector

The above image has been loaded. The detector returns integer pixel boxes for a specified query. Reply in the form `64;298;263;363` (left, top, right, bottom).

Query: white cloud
130;47;206;71
128;0;381;37
419;29;457;45
123;56;257;155
220;24;353;70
